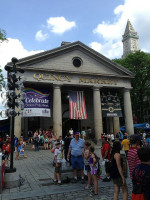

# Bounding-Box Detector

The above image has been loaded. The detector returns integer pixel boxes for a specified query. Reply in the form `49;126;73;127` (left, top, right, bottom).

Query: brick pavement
0;143;132;200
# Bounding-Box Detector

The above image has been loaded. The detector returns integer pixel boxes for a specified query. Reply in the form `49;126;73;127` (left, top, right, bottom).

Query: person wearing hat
67;132;85;183
127;135;141;179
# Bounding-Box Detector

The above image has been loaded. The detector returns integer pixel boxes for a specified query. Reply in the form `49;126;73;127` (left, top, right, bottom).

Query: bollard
0;152;2;194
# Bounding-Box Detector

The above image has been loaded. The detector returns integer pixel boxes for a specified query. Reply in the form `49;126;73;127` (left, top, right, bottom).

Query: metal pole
0;152;2;193
8;61;16;172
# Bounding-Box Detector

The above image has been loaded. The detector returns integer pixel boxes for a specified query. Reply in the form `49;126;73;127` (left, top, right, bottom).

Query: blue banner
23;88;51;117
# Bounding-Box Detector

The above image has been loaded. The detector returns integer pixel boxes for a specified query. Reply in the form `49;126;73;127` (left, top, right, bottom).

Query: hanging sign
23;88;50;117
101;91;122;117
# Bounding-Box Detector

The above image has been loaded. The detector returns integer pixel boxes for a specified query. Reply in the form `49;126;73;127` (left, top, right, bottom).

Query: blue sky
0;0;122;51
0;0;150;118
1;0;150;68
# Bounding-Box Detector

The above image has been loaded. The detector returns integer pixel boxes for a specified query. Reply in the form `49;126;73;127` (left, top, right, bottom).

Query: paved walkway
0;143;132;200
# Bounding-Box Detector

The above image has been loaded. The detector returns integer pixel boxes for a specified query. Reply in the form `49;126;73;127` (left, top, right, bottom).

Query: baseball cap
74;132;79;136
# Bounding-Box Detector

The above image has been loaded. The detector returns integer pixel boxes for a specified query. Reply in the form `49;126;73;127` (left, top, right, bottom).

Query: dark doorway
28;117;40;132
62;118;81;138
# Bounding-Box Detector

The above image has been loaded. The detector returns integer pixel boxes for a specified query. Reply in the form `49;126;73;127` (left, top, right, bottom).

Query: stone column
109;117;114;133
93;87;103;140
14;115;21;138
113;117;120;135
123;88;134;135
53;84;62;137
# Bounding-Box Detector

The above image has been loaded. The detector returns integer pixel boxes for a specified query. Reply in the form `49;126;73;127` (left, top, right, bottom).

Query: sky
0;0;150;119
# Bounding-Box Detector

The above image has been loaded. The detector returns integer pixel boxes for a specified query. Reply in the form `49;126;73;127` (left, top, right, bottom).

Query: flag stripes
69;91;87;119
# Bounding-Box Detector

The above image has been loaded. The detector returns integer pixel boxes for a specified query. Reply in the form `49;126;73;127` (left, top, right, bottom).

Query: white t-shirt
69;130;73;136
54;148;62;163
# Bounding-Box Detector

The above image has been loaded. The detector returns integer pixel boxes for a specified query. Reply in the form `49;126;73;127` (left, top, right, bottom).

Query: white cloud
47;16;76;34
0;38;44;72
90;42;102;53
0;38;44;119
91;0;150;59
35;30;49;41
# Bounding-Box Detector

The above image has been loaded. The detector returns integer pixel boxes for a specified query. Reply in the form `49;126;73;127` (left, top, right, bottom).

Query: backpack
35;136;39;143
94;154;102;176
97;160;102;176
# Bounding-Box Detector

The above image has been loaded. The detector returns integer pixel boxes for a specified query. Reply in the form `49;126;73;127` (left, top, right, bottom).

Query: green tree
0;28;7;90
113;51;150;123
0;28;7;42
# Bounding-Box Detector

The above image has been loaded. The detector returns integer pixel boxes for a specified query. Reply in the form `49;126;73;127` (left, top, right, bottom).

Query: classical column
53;84;62;137
109;117;114;133
93;87;103;140
113;117;120;135
14;115;21;138
123;88;134;135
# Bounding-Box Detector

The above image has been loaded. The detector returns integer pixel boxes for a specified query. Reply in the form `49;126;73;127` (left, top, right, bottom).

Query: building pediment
12;41;134;78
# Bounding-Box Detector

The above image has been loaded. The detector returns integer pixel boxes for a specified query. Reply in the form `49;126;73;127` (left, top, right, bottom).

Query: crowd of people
1;128;150;199
52;129;150;199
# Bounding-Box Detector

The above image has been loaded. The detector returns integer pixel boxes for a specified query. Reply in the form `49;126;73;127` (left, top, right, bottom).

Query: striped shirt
127;147;141;179
69;138;84;156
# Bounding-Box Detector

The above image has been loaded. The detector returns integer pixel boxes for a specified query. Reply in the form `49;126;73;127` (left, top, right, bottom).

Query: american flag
69;91;87;119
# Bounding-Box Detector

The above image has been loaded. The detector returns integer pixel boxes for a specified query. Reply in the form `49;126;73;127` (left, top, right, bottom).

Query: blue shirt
69;138;84;156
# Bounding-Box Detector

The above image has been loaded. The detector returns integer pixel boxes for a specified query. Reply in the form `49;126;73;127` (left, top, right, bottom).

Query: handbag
51;147;54;153
132;183;146;200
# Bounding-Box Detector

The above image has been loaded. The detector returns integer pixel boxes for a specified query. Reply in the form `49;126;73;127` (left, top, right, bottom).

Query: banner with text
101;91;122;117
23;88;50;117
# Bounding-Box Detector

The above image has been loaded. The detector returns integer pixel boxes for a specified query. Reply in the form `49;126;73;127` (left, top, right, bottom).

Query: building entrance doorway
62;118;81;138
28;117;40;132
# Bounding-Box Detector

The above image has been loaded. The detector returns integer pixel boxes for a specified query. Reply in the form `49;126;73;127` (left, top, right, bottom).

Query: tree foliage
0;28;7;42
113;51;150;123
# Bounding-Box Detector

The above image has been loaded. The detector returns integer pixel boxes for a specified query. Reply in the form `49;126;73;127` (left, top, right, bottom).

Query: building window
72;57;82;67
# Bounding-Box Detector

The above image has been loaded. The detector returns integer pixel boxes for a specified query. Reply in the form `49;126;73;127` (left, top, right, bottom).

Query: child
82;141;91;189
89;146;99;196
16;138;27;160
44;135;49;150
53;142;63;185
2;141;11;167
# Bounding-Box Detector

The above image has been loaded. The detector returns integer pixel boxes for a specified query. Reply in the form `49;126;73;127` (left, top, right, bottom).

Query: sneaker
53;180;57;185
81;179;85;184
89;193;98;197
102;177;111;182
85;184;92;190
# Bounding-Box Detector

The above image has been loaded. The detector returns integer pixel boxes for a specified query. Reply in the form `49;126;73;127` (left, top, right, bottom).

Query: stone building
12;41;134;139
122;20;139;58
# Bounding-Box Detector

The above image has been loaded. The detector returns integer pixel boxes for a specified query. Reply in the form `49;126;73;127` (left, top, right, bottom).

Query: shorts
55;163;61;173
90;166;98;175
71;155;84;170
85;165;91;171
113;177;123;187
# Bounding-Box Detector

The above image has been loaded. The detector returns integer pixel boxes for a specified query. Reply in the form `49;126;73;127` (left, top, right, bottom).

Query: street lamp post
4;57;25;173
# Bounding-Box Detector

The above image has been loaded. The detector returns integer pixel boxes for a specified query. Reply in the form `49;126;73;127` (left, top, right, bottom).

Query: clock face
132;39;136;48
